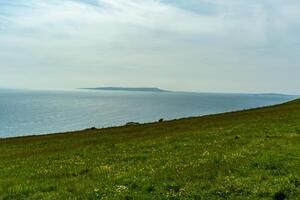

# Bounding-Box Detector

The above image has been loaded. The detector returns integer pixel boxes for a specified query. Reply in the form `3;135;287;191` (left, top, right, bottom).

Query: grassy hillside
1;99;300;200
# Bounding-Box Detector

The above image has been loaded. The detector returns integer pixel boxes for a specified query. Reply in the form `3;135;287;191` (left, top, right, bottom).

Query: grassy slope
0;100;300;200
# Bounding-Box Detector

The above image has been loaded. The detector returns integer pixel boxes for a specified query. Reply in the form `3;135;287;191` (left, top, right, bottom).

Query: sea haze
0;89;297;138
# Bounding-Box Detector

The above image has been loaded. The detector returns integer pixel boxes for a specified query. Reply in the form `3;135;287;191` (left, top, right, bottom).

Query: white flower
116;185;128;193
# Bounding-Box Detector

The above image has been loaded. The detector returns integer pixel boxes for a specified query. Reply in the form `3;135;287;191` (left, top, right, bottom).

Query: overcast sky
0;0;299;94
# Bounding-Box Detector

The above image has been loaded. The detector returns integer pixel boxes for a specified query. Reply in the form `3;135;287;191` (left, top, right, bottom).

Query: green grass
1;99;300;200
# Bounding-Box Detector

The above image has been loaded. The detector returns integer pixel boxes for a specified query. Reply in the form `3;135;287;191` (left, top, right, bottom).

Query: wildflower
116;185;128;193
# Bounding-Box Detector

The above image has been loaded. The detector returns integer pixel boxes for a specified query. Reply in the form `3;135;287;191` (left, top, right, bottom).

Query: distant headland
81;87;170;92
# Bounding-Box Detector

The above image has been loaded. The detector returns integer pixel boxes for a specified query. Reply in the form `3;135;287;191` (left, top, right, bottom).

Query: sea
0;89;297;138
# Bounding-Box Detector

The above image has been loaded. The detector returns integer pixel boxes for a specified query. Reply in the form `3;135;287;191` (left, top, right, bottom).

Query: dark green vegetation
1;100;300;200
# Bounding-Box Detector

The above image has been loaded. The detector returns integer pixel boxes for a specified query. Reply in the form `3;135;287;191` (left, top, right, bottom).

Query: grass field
1;99;300;200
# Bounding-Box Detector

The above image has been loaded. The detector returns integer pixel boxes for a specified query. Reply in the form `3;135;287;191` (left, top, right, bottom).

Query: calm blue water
0;89;297;138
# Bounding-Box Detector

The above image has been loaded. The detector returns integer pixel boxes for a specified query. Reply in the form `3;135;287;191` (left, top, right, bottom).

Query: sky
0;0;300;94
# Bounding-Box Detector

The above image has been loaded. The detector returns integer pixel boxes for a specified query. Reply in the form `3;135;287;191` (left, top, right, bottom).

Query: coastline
1;98;300;199
1;98;298;140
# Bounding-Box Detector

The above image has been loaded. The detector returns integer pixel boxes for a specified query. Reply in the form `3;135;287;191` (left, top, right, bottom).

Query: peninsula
81;87;169;92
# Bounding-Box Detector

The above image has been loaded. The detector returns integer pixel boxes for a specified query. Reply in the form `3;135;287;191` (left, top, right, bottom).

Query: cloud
0;0;300;93
2;0;224;36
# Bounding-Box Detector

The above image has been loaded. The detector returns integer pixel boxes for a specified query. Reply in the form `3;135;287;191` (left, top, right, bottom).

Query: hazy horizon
0;86;298;96
1;0;300;94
